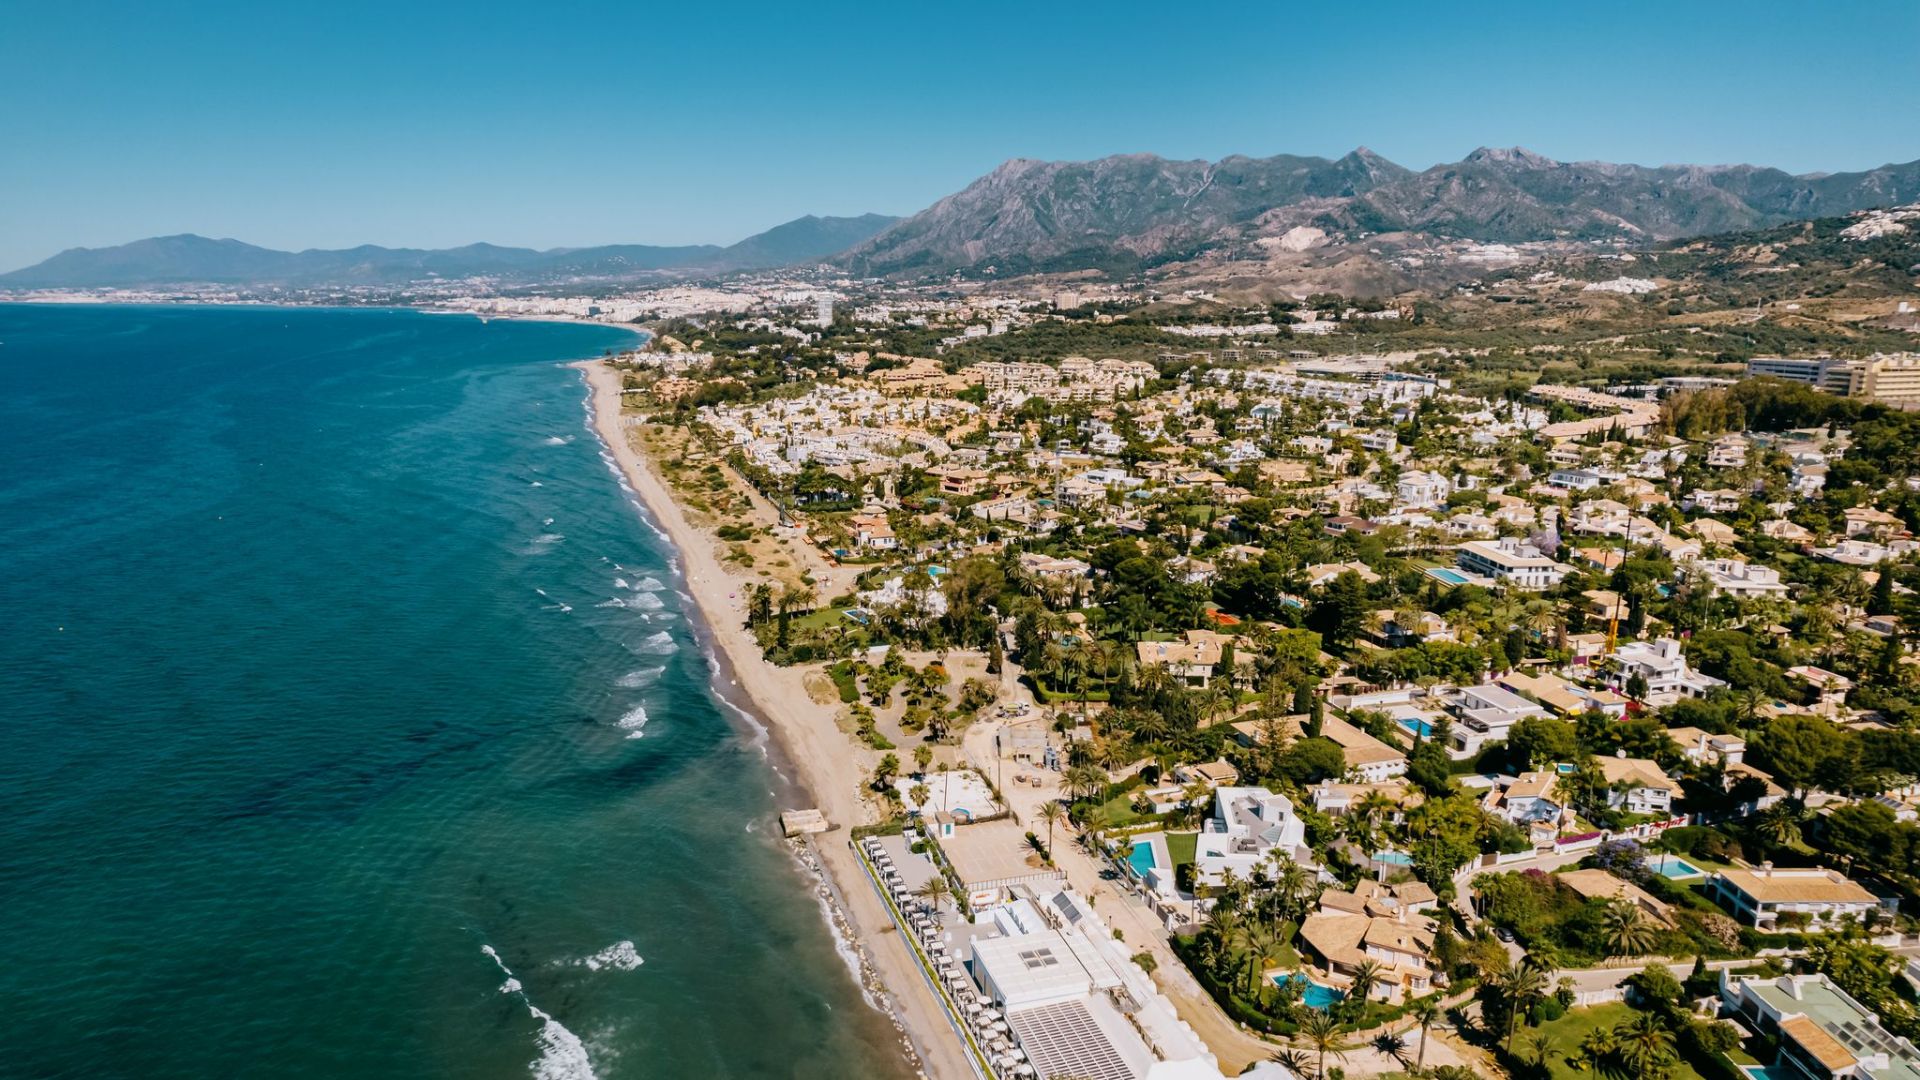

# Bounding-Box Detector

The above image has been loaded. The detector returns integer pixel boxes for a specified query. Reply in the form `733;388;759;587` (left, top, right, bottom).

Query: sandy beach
579;360;973;1080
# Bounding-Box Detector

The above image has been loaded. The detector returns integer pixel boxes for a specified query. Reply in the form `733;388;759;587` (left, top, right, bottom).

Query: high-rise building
814;296;833;327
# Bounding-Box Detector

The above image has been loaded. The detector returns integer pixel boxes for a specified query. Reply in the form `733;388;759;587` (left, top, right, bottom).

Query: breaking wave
481;945;597;1080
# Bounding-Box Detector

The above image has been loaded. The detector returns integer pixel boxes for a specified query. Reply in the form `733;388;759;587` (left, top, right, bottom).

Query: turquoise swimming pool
1373;850;1413;866
1647;854;1704;879
1273;973;1346;1010
1743;1066;1795;1080
1426;567;1471;586
1128;840;1158;875
1399;717;1434;738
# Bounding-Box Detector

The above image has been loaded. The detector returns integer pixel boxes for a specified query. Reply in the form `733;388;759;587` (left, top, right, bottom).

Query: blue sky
2;0;1916;271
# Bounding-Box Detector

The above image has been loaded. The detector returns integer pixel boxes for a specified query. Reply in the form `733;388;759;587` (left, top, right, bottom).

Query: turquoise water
0;305;909;1079
1426;567;1471;586
1372;850;1413;866
1743;1066;1794;1080
1273;973;1345;1009
1648;854;1705;878
1129;840;1158;874
1398;717;1434;738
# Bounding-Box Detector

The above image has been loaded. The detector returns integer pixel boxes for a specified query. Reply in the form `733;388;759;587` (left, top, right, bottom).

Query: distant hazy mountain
843;148;1920;276
0;213;900;288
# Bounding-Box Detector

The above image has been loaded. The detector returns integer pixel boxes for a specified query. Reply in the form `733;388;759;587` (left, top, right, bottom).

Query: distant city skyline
3;0;1916;271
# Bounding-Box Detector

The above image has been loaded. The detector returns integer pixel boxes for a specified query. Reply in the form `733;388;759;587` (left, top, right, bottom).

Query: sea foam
632;631;676;655
482;945;598;1080
616;705;649;739
575;940;644;972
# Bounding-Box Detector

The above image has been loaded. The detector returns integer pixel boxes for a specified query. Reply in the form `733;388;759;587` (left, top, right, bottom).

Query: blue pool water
1128;842;1157;874
1373;850;1413;866
1426;567;1471;586
1274;973;1346;1009
1744;1066;1795;1080
1399;717;1434;738
1648;854;1704;879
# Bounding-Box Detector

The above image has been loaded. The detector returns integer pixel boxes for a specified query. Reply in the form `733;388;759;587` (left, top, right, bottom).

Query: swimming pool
1128;841;1157;875
1426;567;1471;586
1372;850;1413;866
1647;854;1704;879
1273;973;1346;1010
1743;1066;1795;1080
1399;717;1435;738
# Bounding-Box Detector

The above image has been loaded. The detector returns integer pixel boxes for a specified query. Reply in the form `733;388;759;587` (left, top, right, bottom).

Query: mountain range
9;148;1920;289
0;213;899;288
842;147;1920;277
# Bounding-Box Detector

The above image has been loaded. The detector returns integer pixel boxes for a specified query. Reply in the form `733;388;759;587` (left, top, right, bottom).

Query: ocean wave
612;577;630;591
631;631;676;655
630;591;665;611
531;533;564;546
482;945;598;1080
615;667;664;689
543;435;574;446
616;705;649;739
574;940;644;972
633;577;666;592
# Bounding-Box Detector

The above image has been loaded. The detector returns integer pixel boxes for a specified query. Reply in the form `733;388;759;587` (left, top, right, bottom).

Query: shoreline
576;359;972;1080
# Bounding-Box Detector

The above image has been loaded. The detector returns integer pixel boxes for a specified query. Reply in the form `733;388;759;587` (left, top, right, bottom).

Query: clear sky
2;0;1916;272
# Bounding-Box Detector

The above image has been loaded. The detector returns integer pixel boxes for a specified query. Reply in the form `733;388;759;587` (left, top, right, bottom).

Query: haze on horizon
2;0;1916;273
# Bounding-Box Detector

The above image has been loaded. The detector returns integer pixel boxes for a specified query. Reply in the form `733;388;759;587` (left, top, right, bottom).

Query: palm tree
1410;997;1443;1071
1494;959;1550;1053
916;874;951;916
1576;1026;1618;1074
1601;899;1661;958
1347;958;1385;1006
1756;802;1804;847
1612;1010;1676;1077
1038;801;1067;853
1296;1010;1355;1080
1371;1031;1409;1069
1523;1031;1562;1071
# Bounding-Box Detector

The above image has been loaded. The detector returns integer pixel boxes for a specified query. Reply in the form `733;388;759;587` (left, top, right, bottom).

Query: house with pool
1297;881;1439;1002
1194;787;1315;889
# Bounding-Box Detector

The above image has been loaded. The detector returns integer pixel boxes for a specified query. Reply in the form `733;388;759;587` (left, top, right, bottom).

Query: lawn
1526;1003;1705;1080
1166;831;1198;867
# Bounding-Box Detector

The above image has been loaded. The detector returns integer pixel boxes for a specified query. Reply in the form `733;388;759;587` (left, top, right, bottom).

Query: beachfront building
1706;866;1884;928
964;889;1246;1080
1194;787;1312;889
939;817;1067;911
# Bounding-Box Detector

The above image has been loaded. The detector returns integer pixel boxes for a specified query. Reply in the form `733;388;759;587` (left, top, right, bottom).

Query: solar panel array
1006;1000;1137;1080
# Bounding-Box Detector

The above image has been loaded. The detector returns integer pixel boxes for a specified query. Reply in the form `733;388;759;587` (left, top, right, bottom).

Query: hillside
843;148;1920;278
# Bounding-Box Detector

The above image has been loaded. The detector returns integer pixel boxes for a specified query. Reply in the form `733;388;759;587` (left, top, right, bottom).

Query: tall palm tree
1296;1010;1355;1080
1410;997;1442;1071
1601;899;1661;958
1038;801;1067;853
1494;960;1550;1053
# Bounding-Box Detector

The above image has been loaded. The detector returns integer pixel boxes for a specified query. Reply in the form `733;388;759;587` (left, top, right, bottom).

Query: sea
0;304;912;1079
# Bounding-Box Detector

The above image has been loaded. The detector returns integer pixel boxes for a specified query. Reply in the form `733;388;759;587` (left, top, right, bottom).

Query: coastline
577;359;972;1080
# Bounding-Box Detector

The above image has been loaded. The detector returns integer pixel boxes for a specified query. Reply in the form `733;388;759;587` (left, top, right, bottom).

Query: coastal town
575;263;1920;1080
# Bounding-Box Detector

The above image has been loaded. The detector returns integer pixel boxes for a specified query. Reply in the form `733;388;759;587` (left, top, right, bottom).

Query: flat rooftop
939;817;1065;890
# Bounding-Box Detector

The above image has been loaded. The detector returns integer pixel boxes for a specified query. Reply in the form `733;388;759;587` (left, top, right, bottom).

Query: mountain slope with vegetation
843;148;1920;277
